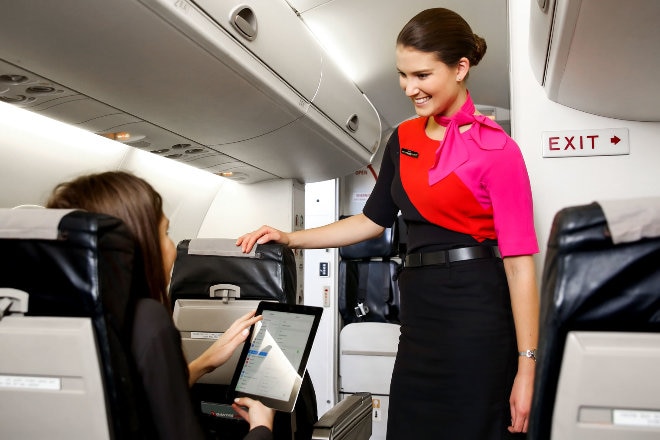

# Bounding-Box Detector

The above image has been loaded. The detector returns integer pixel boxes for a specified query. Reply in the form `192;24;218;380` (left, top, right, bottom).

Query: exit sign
542;128;629;158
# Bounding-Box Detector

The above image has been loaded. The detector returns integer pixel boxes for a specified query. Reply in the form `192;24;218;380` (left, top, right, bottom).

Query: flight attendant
238;8;539;439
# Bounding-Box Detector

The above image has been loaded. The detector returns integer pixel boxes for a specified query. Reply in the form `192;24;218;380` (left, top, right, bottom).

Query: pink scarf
428;92;507;185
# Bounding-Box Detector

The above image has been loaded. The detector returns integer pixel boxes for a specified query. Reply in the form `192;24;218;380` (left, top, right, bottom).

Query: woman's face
396;45;467;118
159;215;177;285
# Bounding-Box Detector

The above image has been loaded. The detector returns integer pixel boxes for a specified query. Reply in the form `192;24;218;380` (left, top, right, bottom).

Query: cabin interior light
217;171;248;181
100;131;131;141
100;131;146;143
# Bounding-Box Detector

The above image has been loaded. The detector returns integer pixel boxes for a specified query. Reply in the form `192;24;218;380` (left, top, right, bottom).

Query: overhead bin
315;54;382;153
0;0;381;183
529;0;660;121
191;0;323;102
192;0;382;153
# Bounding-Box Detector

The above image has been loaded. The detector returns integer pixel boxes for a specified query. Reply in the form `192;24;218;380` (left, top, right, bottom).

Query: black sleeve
131;299;206;440
363;128;400;227
245;425;274;440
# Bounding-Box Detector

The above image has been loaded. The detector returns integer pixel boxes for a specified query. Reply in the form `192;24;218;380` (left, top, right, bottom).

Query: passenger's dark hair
46;171;169;307
397;8;487;70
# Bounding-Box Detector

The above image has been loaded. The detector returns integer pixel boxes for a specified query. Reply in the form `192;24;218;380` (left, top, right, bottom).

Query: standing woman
237;8;539;439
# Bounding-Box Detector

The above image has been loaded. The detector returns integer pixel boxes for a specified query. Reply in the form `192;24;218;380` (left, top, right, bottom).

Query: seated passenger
46;170;274;440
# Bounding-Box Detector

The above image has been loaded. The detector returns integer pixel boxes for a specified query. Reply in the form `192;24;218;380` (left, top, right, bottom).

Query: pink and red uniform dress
363;95;538;439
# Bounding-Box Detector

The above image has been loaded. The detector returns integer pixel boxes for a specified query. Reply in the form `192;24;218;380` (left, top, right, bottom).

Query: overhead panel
0;0;381;183
529;0;660;121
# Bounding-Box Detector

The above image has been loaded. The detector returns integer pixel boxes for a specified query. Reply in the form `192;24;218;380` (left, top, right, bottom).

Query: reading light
100;131;130;141
99;131;146;143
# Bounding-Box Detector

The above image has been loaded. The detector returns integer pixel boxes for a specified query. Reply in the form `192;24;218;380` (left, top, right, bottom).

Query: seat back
170;238;298;384
169;238;316;440
0;209;153;439
338;217;401;325
529;201;660;440
338;322;399;440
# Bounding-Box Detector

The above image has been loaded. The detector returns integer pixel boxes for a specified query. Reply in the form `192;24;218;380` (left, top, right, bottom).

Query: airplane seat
337;218;403;440
338;322;399;440
0;208;155;439
338;216;401;325
529;200;660;440
168;238;316;440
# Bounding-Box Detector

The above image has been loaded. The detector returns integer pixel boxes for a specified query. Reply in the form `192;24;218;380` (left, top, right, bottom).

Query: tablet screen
230;301;323;412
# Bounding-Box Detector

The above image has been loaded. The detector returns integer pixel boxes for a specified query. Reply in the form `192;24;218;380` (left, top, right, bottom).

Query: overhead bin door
191;0;323;102
315;55;382;155
192;0;381;155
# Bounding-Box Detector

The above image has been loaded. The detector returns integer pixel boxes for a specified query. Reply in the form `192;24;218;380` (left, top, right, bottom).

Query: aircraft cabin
1;1;660;439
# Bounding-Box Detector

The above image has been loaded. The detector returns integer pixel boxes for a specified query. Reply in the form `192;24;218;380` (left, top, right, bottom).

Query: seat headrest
0;208;75;239
170;238;297;305
0;208;146;318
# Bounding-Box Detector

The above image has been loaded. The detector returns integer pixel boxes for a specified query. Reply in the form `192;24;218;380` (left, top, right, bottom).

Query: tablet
229;301;323;412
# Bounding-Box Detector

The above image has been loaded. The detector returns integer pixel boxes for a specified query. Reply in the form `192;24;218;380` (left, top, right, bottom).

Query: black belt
404;246;501;267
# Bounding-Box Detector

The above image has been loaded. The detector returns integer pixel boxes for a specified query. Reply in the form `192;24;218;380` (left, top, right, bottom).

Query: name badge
401;148;419;158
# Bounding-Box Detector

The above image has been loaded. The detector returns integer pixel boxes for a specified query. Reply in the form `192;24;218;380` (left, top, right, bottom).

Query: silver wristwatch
518;349;537;362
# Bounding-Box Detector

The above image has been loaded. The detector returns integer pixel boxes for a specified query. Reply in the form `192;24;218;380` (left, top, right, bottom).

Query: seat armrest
312;392;372;440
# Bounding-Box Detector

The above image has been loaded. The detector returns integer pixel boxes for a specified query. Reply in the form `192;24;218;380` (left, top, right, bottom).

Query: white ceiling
288;0;510;131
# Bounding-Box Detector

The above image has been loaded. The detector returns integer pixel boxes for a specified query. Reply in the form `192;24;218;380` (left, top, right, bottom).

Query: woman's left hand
508;363;535;433
233;397;275;431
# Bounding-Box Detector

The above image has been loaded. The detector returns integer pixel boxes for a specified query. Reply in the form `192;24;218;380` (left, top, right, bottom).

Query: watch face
520;349;537;361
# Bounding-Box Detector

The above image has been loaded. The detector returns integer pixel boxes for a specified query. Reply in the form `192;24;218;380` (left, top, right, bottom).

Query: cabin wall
509;1;660;279
0;102;298;245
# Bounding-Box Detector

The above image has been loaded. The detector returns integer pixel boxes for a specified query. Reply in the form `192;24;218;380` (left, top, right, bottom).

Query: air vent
0;95;33;104
26;85;59;95
0;74;28;85
185;148;205;154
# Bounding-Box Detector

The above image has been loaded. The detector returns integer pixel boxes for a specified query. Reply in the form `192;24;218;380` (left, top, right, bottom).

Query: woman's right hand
236;225;289;253
232;397;276;431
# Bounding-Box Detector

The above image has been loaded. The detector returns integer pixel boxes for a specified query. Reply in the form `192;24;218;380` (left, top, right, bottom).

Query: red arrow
610;135;621;145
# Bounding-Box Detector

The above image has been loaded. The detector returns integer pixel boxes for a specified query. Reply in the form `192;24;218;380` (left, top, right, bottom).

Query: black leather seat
169;238;316;440
0;208;154;439
338;216;401;325
529;201;660;440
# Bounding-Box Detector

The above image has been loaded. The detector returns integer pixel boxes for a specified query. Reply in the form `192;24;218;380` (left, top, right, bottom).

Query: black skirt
386;257;524;440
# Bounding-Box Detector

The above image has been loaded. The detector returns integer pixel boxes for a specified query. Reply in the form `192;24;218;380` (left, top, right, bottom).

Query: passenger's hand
232;397;275;431
508;363;535;433
187;310;262;385
236;225;289;253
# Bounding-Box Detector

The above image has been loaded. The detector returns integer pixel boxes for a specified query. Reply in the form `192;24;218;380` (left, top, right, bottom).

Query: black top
364;127;497;253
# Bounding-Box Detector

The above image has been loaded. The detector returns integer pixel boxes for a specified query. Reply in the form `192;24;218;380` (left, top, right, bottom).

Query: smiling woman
236;7;539;440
